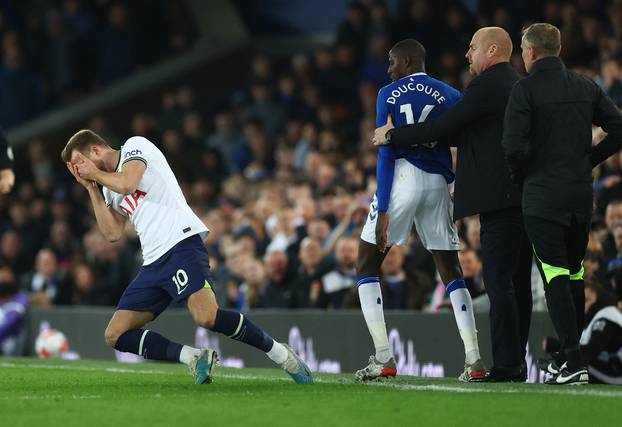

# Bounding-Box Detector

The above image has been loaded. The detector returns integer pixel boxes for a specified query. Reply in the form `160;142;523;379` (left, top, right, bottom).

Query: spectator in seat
380;245;409;309
262;250;297;308
317;237;358;309
97;3;133;84
21;248;64;306
0;33;43;128
56;263;107;305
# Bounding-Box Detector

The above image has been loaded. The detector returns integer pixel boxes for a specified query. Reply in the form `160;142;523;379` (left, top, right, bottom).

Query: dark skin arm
375;212;389;253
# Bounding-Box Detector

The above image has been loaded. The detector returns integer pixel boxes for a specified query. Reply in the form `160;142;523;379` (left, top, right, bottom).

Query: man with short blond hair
60;129;108;162
520;22;561;57
503;22;622;385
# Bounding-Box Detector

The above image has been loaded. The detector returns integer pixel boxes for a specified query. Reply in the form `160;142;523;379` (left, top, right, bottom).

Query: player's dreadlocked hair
61;129;109;162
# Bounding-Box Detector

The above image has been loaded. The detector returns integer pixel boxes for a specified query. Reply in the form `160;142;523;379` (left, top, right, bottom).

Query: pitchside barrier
25;307;556;383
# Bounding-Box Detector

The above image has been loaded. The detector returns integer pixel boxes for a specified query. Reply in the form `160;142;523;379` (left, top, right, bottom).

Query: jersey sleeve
375;87;396;212
121;136;153;168
375;87;390;127
103;187;112;208
376;145;395;212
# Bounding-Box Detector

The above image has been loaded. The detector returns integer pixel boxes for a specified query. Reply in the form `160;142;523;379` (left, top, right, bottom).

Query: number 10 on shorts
172;269;189;294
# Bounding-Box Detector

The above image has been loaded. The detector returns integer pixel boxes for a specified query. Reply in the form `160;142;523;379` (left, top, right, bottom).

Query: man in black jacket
503;23;622;385
373;27;532;382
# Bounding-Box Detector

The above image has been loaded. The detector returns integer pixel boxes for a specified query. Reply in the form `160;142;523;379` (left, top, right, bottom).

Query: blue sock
114;329;182;362
212;309;274;352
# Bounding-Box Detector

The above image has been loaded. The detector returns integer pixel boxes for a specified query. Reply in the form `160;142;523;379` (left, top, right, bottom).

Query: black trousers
480;207;533;369
524;214;588;369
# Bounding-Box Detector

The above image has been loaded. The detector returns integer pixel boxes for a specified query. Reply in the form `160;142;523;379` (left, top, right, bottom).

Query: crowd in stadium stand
1;0;622;312
0;0;196;128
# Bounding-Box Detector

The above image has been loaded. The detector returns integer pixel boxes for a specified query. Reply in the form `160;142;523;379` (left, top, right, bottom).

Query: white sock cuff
446;279;467;294
179;345;201;365
266;340;288;365
356;276;380;287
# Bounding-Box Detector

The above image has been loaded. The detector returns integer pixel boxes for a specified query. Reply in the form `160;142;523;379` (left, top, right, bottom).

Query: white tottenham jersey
103;136;209;265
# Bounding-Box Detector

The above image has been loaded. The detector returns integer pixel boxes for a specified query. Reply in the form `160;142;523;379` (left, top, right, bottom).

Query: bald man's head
477;27;513;58
465;27;513;76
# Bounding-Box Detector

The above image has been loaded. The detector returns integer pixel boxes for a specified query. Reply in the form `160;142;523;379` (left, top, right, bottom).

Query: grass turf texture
1;358;620;427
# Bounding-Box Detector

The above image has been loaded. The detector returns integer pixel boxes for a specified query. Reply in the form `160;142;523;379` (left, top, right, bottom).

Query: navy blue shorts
117;235;214;317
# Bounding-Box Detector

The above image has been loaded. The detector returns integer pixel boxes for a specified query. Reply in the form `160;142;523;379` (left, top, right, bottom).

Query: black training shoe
475;366;527;383
545;364;589;385
537;358;562;375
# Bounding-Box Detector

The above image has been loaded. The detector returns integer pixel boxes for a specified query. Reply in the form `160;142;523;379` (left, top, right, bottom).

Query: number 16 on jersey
399;104;437;148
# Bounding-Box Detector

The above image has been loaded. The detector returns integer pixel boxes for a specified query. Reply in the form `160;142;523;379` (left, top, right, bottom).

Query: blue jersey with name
375;73;462;212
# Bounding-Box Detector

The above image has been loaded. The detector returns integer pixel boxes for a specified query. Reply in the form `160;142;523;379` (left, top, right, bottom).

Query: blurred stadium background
1;0;621;380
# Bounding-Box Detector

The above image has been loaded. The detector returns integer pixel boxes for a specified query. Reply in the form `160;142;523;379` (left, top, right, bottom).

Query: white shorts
361;159;460;251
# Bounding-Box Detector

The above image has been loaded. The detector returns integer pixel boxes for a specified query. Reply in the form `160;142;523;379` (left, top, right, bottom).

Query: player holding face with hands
64;130;312;385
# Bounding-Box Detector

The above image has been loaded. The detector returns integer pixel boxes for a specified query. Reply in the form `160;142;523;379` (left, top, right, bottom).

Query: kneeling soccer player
62;129;312;385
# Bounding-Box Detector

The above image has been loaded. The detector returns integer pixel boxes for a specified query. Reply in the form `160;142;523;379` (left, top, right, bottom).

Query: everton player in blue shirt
355;39;485;382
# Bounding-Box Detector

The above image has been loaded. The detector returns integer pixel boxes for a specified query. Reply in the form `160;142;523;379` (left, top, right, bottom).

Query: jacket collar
530;56;564;74
480;61;512;76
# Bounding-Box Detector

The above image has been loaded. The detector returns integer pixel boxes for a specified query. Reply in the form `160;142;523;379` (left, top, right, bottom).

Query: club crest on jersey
119;189;147;217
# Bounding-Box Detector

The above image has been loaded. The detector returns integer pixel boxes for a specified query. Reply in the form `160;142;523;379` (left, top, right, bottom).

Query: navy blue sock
114;329;183;362
212;309;274;352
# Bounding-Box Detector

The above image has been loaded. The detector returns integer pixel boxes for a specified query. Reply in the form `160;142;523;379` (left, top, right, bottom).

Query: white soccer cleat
458;358;487;382
189;348;218;385
355;355;397;382
281;344;313;384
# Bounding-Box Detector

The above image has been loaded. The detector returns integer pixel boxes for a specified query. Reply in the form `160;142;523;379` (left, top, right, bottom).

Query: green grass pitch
1;358;620;427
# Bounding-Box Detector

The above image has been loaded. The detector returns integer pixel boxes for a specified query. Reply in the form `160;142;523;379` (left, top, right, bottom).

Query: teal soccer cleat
281;344;313;384
190;348;218;385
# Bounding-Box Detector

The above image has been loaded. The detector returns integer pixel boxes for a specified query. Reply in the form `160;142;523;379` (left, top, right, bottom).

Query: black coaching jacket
388;62;521;220
502;56;622;225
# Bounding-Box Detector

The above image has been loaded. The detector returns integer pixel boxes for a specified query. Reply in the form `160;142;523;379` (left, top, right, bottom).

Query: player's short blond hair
61;129;109;163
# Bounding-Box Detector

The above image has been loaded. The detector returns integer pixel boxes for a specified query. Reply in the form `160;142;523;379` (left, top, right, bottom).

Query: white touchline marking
104;367;176;375
0;394;103;400
0;362;177;376
365;382;622;398
216;372;622;398
1;362;621;398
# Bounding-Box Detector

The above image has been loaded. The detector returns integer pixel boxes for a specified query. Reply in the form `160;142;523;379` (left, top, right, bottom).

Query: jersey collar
114;149;122;172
